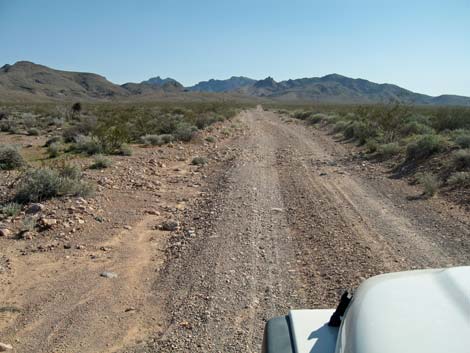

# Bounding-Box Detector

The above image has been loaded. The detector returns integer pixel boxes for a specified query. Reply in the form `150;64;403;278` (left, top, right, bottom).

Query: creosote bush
90;155;112;169
47;142;61;158
14;165;93;204
417;173;440;197
448;172;470;186
191;157;208;166
1;202;22;218
452;149;470;170
376;142;401;159
455;133;470;149
0;145;25;170
406;134;446;160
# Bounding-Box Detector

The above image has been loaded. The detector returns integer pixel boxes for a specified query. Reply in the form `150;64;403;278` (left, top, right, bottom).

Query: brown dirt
1;108;469;352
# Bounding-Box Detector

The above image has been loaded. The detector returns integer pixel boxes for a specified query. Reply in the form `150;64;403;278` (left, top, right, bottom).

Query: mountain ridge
1;61;469;106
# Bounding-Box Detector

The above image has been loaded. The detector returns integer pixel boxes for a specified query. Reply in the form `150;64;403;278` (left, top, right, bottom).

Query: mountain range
1;61;469;106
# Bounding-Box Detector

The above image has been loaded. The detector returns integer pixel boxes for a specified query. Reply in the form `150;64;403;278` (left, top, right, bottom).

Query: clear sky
1;0;469;96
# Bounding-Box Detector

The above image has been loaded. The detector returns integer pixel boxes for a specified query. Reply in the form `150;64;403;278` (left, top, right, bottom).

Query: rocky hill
1;61;469;106
188;76;256;93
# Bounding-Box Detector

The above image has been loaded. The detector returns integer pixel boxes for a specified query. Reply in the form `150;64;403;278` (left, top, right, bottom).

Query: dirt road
138;108;470;353
2;108;469;352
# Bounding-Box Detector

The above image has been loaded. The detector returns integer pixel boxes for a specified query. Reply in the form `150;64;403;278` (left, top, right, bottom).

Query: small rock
63;244;72;249
0;342;13;351
39;218;57;228
123;225;132;230
100;271;118;279
26;203;45;214
145;209;160;216
160;220;179;231
319;172;328;176
0;228;11;237
271;208;284;212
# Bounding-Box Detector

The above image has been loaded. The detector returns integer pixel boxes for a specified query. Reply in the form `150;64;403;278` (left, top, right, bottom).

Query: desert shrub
0;119;19;134
377;142;401;159
448;172;470;186
1;202;21;217
406;134;446;160
452;149;470;170
400;121;434;136
93;124;130;154
90;155;112;169
58;163;82;180
417;173;440;197
47;142;61;158
454;132;470;148
191;157;208;166
14;167;92;203
44;136;62;147
27;127;40;136
347;121;377;144
117;144;133;156
72;135;103;155
333;121;349;133
306;114;324;125
62;116;97;142
365;139;379;153
141;134;173;146
174;122;198;142
141;134;162;146
194;115;221;129
205;136;216;143
0;145;25;170
292;111;313;120
433;108;470;131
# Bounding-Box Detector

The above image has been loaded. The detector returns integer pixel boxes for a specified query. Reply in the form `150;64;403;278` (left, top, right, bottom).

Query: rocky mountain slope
1;61;469;105
238;74;470;106
188;76;255;93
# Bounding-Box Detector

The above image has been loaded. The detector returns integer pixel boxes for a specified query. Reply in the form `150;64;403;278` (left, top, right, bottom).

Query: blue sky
1;0;469;96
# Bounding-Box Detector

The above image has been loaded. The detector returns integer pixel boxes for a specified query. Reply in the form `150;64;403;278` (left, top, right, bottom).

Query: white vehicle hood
335;266;470;353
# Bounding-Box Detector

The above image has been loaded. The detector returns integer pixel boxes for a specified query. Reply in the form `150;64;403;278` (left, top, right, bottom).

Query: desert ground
1;107;469;353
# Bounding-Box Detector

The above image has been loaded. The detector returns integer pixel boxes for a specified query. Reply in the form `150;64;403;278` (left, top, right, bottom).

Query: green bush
58;163;82;180
141;134;173;146
292;111;313;120
365;139;379;153
14;167;93;203
0;145;25;170
448;172;470;186
400;121;434;136
72;135;103;155
90;155;112;169
47;142;61;158
333;121;349;133
62;116;97;142
454;132;470;148
452;149;470;170
377;142;401;159
44;136;62;147
205;136;216;143
406;134;446;160
191;157;208;166
417;173;440;197
1;202;22;217
433;108;470;131
174;122;198;142
27;127;40;136
306;114;325;125
117;144;133;156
